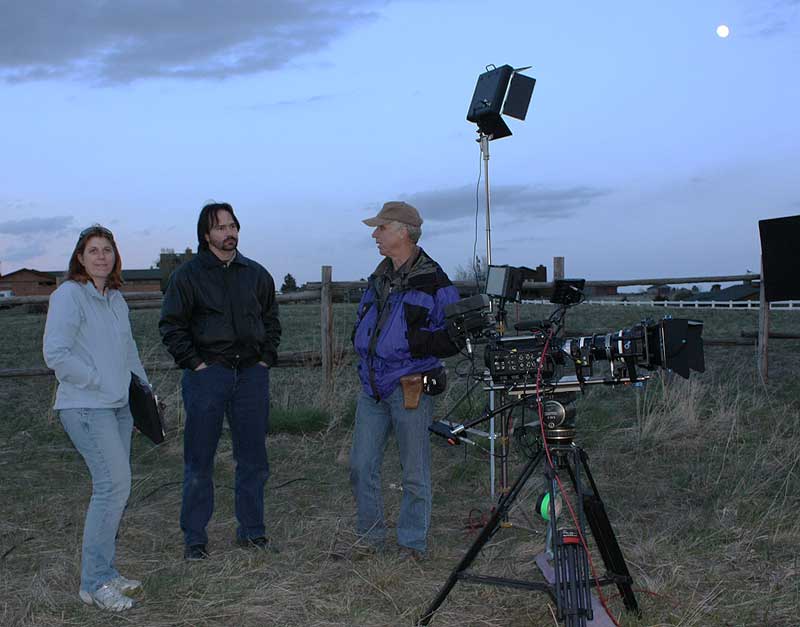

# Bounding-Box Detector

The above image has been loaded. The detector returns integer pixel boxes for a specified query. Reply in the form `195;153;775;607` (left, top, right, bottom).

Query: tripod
419;398;640;627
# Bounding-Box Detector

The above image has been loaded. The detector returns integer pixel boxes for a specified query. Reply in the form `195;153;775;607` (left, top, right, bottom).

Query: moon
716;24;730;38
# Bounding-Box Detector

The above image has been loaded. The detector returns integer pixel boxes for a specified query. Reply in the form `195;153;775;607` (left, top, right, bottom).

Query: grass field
1;302;798;626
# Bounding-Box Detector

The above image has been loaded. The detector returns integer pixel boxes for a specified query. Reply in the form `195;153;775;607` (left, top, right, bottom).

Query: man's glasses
79;225;114;240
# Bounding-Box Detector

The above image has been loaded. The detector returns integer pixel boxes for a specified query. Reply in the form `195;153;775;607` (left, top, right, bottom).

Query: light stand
480;133;493;272
479;131;500;496
467;63;536;499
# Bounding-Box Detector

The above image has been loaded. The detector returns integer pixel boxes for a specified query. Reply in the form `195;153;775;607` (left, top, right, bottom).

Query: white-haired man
350;201;460;560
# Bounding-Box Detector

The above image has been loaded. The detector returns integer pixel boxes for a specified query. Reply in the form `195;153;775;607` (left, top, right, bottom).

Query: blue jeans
59;406;133;593
180;363;270;546
349;387;434;552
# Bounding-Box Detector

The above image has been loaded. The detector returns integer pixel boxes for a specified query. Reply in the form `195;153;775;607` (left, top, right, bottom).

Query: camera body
444;277;705;387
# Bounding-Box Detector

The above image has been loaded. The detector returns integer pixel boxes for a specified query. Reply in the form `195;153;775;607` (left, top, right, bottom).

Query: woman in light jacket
43;225;149;612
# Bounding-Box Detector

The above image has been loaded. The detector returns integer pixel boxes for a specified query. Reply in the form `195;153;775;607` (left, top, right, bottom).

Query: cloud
1;241;49;263
241;93;337;110
493;233;548;245
746;0;799;38
1;198;37;212
0;216;74;235
389;183;612;222
0;1;382;85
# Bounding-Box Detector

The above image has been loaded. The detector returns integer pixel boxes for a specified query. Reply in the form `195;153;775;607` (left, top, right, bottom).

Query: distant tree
691;285;700;293
281;273;298;293
672;288;694;301
454;255;488;285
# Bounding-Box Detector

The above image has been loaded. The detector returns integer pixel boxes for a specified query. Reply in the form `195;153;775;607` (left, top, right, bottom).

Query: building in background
0;268;161;297
0;269;57;297
695;281;760;302
158;248;195;291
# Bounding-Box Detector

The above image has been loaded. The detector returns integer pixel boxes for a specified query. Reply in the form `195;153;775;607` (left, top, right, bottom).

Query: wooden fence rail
0;267;788;384
526;299;800;309
0;267;344;388
0;350;352;380
0;272;764;309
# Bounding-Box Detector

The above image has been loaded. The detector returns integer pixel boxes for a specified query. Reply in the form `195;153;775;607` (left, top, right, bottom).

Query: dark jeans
180;363;270;546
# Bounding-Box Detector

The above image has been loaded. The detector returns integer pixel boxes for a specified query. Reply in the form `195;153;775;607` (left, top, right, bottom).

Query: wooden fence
529;299;800;309
0;266;794;384
0;266;345;392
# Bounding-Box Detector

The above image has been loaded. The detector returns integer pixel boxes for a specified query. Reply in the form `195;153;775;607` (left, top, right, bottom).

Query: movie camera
444;269;705;392
420;269;706;627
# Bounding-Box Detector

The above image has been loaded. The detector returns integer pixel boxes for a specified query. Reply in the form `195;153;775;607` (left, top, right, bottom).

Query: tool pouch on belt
399;373;423;409
423;366;447;396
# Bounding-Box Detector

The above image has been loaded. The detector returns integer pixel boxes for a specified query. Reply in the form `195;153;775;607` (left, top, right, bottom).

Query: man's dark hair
197;202;241;251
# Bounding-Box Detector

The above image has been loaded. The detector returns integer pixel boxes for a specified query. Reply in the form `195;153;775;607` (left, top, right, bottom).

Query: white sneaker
79;583;134;611
108;575;142;594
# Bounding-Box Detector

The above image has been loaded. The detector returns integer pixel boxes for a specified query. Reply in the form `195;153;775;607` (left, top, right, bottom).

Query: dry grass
1;303;799;626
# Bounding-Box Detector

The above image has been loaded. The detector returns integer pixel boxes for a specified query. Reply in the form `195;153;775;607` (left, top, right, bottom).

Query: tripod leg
575;449;640;615
546;457;592;627
418;450;544;626
554;529;591;627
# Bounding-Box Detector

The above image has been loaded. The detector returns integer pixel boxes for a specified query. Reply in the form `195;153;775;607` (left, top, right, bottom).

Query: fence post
758;259;769;383
553;256;564;280
321;265;334;399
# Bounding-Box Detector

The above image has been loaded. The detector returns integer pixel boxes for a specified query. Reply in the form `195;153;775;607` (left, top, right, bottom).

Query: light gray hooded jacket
43;280;148;410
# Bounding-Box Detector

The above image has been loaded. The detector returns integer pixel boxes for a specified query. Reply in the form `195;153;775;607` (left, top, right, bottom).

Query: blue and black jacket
353;248;461;400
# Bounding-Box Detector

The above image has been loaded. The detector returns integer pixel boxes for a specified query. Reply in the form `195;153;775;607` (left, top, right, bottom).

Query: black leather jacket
159;249;281;370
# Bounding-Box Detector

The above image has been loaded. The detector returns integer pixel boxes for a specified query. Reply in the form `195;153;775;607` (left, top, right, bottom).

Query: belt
204;354;260;369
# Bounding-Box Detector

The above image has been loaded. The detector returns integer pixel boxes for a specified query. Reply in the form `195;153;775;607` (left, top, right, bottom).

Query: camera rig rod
501;372;653;398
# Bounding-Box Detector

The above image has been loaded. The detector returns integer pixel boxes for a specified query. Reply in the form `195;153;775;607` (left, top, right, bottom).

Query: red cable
534;328;621;627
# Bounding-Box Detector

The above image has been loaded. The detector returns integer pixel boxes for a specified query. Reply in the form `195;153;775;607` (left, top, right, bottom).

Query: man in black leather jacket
159;202;281;560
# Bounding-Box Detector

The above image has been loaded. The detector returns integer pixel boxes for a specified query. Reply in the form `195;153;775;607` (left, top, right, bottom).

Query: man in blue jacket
350;201;460;560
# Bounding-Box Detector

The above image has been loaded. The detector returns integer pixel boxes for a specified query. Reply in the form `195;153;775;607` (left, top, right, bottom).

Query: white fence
524;299;800;310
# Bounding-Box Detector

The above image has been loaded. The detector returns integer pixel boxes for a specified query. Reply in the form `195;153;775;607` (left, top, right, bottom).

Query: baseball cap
363;201;423;227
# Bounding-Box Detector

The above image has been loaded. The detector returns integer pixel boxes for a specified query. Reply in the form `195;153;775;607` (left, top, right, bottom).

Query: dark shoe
398;546;425;562
184;544;209;561
236;536;280;553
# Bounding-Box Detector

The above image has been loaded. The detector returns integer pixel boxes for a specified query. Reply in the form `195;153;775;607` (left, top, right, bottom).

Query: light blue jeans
349;387;433;552
59;406;133;593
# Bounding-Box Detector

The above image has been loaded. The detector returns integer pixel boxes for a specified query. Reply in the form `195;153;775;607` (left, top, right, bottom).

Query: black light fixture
466;64;537;297
467;64;536;140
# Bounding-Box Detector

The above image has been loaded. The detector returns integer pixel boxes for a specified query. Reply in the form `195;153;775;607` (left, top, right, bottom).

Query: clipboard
129;372;165;444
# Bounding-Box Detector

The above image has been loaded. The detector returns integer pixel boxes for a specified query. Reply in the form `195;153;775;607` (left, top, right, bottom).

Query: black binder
129;372;165;444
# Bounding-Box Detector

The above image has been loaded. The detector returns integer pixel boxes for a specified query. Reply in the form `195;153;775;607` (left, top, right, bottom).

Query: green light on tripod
536;492;563;521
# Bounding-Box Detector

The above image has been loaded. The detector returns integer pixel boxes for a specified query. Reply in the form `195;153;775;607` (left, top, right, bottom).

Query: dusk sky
1;0;798;288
